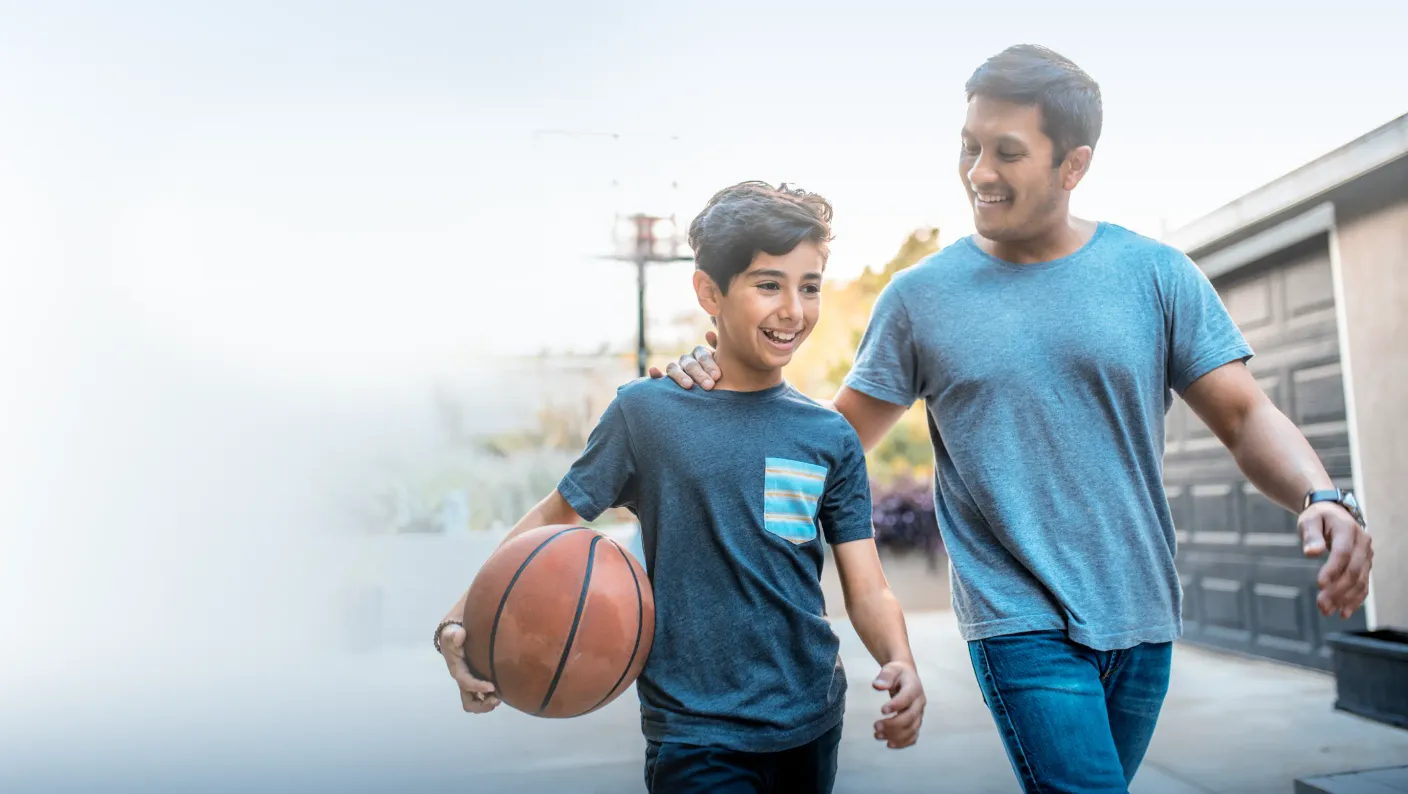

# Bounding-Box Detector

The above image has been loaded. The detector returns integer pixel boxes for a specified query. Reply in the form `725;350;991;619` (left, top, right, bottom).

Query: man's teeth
977;193;1010;203
763;330;797;343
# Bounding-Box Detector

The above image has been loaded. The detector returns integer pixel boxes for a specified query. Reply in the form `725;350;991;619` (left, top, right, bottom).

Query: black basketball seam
487;526;582;688
536;534;601;716
589;540;646;714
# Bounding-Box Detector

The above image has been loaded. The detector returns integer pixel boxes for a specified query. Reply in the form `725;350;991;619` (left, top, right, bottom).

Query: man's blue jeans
968;630;1173;793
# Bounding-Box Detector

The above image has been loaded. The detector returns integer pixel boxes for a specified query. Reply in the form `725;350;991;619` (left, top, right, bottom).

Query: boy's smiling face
696;240;825;384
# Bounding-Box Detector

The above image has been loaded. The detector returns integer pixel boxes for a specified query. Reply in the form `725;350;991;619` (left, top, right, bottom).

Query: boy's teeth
764;330;796;342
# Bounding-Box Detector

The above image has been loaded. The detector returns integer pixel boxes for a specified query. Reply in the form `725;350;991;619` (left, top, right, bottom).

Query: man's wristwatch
1303;488;1367;528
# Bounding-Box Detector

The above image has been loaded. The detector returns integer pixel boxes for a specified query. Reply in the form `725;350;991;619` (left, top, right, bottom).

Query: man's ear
1061;145;1093;192
694;270;722;319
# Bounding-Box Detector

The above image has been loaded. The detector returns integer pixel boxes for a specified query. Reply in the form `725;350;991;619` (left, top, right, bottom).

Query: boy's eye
802;284;821;295
757;281;780;291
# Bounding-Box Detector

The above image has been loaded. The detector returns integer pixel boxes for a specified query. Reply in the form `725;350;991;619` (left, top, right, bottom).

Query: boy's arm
834;539;913;668
437;391;638;714
833;538;926;749
439;490;585;629
817;428;926;749
436;489;585;713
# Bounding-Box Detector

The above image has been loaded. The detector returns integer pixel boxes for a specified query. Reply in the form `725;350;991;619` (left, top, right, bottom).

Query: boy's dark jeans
644;720;843;794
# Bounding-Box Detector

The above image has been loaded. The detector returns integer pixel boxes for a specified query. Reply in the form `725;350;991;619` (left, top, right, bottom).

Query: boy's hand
872;661;926;749
438;623;501;714
649;331;721;390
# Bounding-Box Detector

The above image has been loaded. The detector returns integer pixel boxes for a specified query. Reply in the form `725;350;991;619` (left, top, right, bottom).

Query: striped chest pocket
763;457;828;544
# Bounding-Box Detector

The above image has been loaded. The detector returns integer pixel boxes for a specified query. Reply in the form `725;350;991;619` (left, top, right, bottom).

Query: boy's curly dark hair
687;181;833;295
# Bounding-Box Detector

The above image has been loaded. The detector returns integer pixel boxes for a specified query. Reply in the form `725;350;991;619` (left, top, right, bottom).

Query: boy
435;181;926;793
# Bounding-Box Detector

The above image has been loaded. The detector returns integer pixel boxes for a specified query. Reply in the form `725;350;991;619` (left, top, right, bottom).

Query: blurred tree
786;227;941;486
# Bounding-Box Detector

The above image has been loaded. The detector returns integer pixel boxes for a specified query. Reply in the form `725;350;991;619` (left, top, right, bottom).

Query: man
655;45;1373;792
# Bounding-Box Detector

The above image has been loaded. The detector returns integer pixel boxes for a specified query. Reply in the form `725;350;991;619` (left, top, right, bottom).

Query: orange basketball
463;524;655;719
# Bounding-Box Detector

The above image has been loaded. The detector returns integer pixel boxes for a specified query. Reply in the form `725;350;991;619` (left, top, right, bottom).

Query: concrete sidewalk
319;610;1408;794
322;532;1407;792
828;612;1408;794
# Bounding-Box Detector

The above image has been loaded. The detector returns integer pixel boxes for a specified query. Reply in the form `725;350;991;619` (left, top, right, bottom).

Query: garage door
1164;235;1365;670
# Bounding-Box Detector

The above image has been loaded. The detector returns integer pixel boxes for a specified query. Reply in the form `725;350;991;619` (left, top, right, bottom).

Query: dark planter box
1325;628;1408;730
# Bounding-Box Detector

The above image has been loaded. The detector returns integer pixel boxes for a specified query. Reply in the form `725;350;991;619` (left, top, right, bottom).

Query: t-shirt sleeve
817;430;875;545
842;279;923;406
1164;252;1255;395
556;396;638;522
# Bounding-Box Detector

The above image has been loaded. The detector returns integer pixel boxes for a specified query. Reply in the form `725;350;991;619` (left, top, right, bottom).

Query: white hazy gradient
0;244;452;789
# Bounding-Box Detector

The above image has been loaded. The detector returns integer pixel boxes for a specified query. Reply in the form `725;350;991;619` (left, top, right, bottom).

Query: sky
3;0;1406;390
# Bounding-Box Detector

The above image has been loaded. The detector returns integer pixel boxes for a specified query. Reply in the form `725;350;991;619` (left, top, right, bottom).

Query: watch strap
1303;488;1366;528
1304;489;1343;510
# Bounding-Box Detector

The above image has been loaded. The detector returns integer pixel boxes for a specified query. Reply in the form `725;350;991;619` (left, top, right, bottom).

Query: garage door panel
1283;253;1336;316
1190;483;1236;534
1167;242;1362;671
1223;277;1274;329
1251;560;1320;654
1201;576;1250;637
1292;362;1348;424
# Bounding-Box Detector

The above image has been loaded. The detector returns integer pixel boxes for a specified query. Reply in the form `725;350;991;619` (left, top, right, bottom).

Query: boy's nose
778;294;801;321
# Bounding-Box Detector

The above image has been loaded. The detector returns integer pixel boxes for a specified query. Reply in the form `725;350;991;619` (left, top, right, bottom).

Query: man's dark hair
965;44;1103;166
688;181;833;295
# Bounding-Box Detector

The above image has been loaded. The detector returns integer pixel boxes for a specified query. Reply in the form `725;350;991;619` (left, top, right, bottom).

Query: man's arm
1182;361;1373;618
831;387;910;453
651;333;912;453
833;538;926;749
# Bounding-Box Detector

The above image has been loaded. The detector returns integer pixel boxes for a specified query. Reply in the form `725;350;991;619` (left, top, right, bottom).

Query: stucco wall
1334;197;1408;628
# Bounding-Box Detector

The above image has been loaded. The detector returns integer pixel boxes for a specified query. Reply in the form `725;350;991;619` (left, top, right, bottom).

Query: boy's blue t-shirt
844;222;1254;651
557;376;874;753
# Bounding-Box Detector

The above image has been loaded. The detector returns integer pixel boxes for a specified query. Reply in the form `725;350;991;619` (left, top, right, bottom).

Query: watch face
1341;492;1366;526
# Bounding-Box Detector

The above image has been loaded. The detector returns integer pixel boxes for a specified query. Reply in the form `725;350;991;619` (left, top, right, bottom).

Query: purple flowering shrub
870;477;945;559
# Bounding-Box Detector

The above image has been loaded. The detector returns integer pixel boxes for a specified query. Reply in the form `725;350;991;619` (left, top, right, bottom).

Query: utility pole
532;127;692;376
601;213;693;377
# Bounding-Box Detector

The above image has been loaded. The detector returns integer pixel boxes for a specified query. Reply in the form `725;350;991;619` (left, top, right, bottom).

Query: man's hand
872;661;926;749
1300;502;1373;619
438;623;500;714
648;331;721;390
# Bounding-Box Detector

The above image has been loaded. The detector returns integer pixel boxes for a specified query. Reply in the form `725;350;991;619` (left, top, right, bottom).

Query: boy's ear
693;270;722;319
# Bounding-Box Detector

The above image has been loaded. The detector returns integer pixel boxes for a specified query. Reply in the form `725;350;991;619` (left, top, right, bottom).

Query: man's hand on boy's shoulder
872;660;926;750
649;331;721;390
437;622;501;714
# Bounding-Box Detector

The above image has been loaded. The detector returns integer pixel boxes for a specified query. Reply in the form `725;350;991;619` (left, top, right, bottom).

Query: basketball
463;524;655;719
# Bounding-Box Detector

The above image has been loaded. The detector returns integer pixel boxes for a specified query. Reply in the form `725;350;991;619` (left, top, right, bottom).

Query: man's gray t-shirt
845;222;1253;650
558;377;874;752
